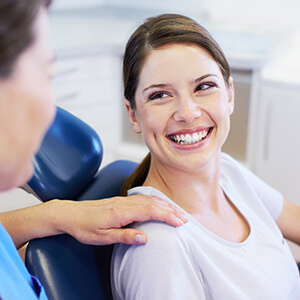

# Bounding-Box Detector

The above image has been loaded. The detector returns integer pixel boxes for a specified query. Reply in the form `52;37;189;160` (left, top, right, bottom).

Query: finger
146;209;187;227
102;229;148;245
131;195;186;215
148;196;188;219
120;207;187;228
130;196;188;226
125;195;189;225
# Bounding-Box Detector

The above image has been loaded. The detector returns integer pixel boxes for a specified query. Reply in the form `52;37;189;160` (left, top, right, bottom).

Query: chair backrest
25;160;137;300
23;106;138;299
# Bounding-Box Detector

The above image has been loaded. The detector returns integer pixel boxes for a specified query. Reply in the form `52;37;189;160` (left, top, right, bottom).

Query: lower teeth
175;137;204;145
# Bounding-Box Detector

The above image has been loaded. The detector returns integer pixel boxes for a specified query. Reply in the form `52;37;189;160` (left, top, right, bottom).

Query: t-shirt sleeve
249;173;283;220
111;221;206;300
221;153;284;220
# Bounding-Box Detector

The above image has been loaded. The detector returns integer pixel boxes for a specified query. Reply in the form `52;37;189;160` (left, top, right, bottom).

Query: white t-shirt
111;153;300;300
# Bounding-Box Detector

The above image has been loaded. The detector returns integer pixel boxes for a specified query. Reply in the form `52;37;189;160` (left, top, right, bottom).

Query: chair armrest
26;235;113;300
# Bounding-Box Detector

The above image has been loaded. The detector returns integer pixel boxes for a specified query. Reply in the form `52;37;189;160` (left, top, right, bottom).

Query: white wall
52;0;300;35
107;0;207;15
204;0;300;32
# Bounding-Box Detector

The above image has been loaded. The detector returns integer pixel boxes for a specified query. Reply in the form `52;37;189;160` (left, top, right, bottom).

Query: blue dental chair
24;106;137;300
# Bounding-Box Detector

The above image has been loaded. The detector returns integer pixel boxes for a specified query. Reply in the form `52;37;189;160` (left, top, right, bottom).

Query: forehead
9;7;53;80
31;8;51;51
139;43;222;85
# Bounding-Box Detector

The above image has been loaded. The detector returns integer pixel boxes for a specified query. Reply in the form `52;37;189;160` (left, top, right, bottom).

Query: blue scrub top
0;222;48;299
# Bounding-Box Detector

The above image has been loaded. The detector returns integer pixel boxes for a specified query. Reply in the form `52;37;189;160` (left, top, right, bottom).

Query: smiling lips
168;128;212;145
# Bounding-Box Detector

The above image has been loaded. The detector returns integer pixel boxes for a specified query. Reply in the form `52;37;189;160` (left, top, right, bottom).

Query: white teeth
192;132;200;144
169;130;209;145
185;134;192;144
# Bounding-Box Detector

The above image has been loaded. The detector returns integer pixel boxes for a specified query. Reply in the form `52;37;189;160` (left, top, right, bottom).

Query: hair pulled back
121;13;231;195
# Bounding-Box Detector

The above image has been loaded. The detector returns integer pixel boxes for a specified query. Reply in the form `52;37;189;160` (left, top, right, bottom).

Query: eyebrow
142;73;219;93
195;73;219;83
142;83;169;94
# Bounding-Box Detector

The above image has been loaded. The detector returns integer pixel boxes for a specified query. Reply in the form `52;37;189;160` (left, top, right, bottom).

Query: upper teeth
169;130;209;145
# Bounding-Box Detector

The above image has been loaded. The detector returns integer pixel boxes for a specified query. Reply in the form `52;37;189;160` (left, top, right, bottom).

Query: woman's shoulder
116;186;197;259
112;220;192;291
111;214;203;299
136;218;186;242
128;186;193;245
129;220;190;259
112;217;196;275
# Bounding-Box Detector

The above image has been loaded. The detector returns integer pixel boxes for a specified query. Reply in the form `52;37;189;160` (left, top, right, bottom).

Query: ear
227;76;235;115
125;99;142;134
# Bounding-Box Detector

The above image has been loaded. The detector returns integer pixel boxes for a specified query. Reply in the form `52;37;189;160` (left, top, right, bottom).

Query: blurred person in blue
0;2;187;298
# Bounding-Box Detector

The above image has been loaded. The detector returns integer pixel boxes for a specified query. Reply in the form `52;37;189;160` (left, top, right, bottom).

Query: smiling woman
111;13;300;300
121;14;233;194
126;43;234;177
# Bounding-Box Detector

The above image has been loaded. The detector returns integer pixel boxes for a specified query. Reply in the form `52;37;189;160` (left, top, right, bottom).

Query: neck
143;151;222;215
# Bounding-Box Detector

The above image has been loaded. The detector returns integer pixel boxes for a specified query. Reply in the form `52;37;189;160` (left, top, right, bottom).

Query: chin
0;166;32;192
22;160;34;184
12;160;34;190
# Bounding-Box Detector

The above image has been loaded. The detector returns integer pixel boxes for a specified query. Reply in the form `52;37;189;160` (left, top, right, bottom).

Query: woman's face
126;43;234;173
0;7;56;191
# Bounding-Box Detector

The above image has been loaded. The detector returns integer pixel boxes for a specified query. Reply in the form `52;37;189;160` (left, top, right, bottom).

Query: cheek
205;95;231;139
38;81;56;127
29;73;55;128
139;107;166;138
213;94;232;120
16;77;55;153
137;108;169;153
216;100;232;140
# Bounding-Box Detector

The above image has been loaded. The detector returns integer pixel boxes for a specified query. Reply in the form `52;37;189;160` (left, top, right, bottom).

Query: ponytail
121;153;151;196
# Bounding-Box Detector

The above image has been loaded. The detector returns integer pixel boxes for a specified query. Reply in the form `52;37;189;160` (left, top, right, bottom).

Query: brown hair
0;0;52;78
121;13;231;195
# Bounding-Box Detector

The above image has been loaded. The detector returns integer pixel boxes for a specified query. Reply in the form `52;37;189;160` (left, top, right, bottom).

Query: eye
148;91;170;101
195;82;216;92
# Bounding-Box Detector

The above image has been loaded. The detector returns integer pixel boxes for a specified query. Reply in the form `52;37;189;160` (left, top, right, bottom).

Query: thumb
109;228;148;245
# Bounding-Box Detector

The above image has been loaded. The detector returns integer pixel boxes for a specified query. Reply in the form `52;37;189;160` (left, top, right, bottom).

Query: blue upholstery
26;106;103;201
24;106;138;300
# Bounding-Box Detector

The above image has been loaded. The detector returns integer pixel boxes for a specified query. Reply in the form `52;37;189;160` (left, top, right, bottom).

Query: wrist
44;199;73;236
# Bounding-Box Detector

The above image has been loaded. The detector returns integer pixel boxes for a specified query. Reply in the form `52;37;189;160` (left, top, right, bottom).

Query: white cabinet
53;53;123;166
249;83;300;260
251;84;300;205
222;69;253;163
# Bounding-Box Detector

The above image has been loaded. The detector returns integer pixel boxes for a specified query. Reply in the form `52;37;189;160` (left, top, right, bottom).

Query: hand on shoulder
53;195;188;246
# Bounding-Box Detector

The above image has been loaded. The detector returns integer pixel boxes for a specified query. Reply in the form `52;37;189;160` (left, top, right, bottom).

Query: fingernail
176;218;184;226
182;215;189;223
135;234;146;244
177;216;188;226
178;214;188;224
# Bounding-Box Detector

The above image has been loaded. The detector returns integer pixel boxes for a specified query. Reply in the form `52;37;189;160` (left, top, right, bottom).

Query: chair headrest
24;106;103;201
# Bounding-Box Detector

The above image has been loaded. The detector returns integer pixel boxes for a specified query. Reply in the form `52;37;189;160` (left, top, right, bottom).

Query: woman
111;13;300;299
0;2;187;298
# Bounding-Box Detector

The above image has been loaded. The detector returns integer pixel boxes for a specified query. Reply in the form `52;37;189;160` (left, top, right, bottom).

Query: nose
173;95;201;123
